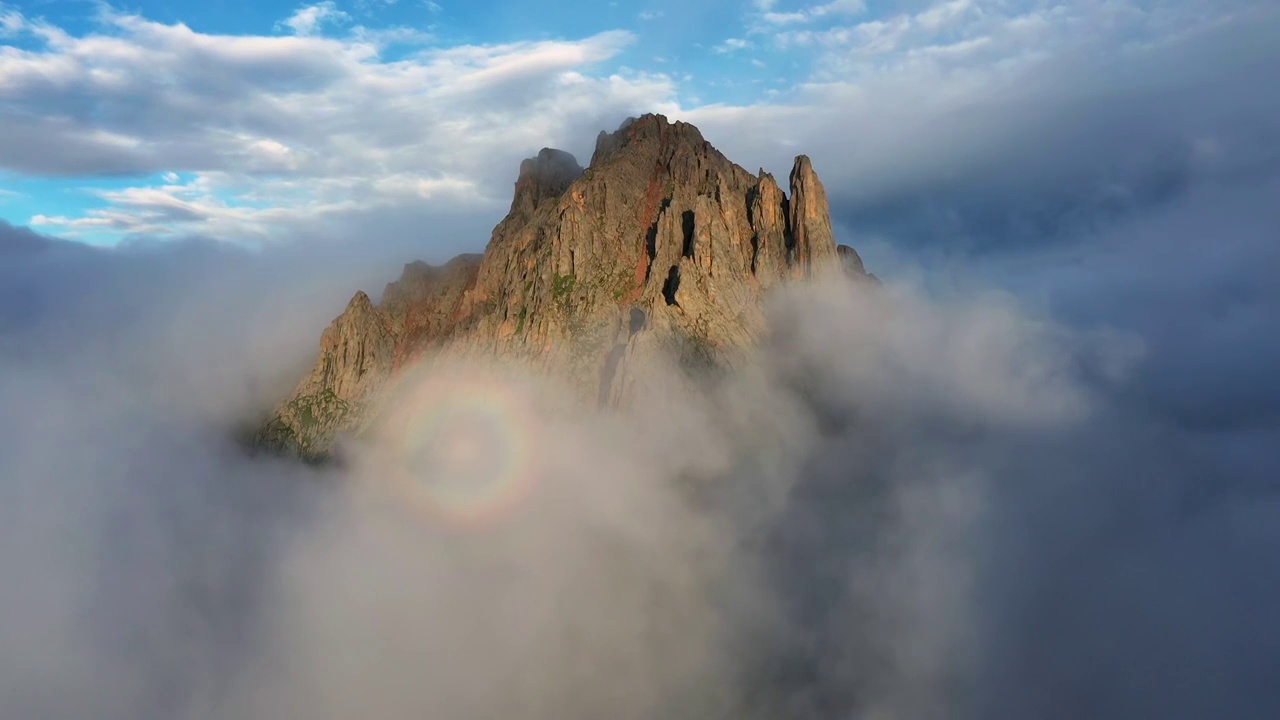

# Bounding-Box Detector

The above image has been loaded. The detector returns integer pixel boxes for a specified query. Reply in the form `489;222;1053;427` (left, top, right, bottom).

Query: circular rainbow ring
380;372;540;530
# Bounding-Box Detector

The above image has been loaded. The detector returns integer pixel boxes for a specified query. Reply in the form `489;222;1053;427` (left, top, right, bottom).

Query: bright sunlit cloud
2;0;1270;246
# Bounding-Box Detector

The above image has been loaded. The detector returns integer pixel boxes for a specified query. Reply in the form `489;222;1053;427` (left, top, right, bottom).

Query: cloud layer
4;0;1276;251
2;1;1279;716
0;4;671;243
696;0;1280;253
2;190;1279;717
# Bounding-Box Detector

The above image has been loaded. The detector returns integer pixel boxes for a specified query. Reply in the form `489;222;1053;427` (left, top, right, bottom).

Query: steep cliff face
254;255;482;459
255;114;869;460
788;155;838;278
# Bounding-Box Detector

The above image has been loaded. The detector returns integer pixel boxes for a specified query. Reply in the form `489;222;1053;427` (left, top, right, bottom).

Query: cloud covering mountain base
2;230;1278;718
3;0;1278;714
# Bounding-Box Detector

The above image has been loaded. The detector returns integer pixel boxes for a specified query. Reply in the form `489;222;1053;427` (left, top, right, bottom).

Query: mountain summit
255;114;870;460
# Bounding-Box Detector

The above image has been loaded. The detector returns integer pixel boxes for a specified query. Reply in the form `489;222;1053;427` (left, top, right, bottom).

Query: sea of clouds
3;194;1278;718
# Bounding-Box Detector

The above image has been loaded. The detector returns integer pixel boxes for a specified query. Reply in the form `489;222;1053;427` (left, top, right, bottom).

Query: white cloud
914;0;973;32
349;24;435;46
2;0;1274;250
31;169;488;241
279;2;352;37
31;214;118;228
0;4;24;36
0;12;675;242
769;0;1205;72
679;0;1279;232
638;10;663;21
713;38;752;54
3;9;1279;714
758;0;866;26
777;15;911;54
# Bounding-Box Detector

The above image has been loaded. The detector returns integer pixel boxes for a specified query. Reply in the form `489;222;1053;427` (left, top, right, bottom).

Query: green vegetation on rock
552;272;577;300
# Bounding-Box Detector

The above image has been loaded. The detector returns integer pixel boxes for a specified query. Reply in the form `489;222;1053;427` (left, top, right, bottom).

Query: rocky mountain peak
836;244;868;278
346;289;375;312
510;147;582;217
788;154;837;277
590;113;707;167
255;115;871;460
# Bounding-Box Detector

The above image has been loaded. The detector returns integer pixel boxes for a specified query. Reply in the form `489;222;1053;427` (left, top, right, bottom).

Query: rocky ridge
255;114;871;460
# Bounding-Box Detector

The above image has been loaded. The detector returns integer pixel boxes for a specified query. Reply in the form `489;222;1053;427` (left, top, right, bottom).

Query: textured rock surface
254;256;480;459
788;155;838;277
836;244;865;277
255;114;870;460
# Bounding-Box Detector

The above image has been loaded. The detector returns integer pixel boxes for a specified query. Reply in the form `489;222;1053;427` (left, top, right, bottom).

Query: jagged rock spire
256;114;868;460
510;148;582;216
788;155;838;277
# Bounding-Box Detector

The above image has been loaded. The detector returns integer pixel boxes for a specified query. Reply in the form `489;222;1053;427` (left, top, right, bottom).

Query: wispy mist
1;199;1279;719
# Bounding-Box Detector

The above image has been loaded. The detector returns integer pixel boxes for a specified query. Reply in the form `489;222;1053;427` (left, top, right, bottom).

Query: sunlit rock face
255;114;871;461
